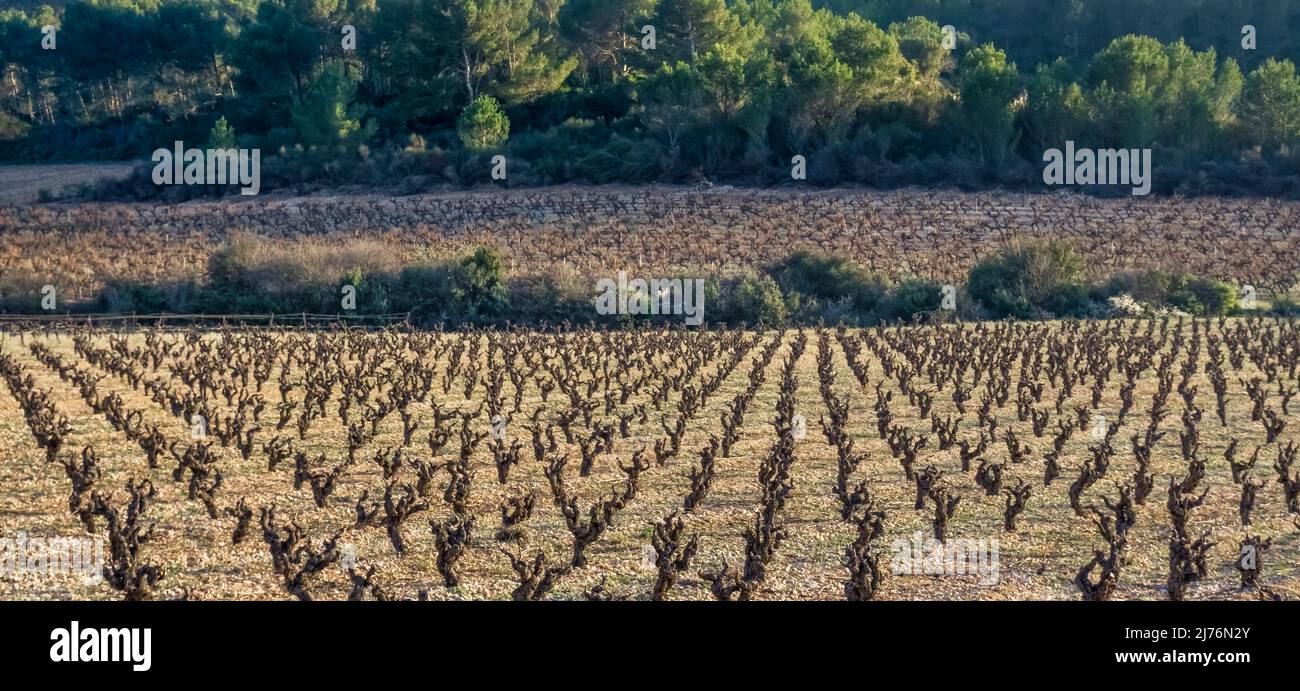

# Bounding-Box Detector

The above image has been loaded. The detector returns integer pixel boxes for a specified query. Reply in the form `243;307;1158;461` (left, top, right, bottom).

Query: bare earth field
0;318;1296;601
0;164;135;204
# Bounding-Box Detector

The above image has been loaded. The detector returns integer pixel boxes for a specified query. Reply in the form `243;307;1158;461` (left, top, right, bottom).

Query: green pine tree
291;59;376;149
456;95;511;150
207;116;236;149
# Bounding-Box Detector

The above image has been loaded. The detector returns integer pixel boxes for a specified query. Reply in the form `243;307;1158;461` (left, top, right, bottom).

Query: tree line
3;0;1300;196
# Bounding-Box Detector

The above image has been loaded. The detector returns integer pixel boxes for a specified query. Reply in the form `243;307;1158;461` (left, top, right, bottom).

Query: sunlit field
2;318;1296;601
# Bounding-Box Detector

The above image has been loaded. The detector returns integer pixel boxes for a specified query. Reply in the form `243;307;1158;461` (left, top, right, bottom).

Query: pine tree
208;116;236;149
456;95;510;149
291;59;375;149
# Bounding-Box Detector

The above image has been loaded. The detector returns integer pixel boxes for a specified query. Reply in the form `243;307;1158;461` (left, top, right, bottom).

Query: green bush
0;111;30;142
205;289;283;314
95;281;168;313
879;279;943;321
96;279;213;314
967;269;1033;318
19;237;1265;327
772;251;886;317
1102;270;1238;315
1179;276;1238;316
1100;270;1170;304
1042;281;1092;317
1270;296;1300;317
0;277;49;312
338;267;391;314
723;274;789;325
574;148;625;184
389;263;455;324
968;239;1087;318
506;268;595;325
451;246;509;321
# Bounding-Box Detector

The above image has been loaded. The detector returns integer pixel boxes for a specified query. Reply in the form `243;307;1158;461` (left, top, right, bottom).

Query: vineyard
1;317;1297;601
3;188;1298;304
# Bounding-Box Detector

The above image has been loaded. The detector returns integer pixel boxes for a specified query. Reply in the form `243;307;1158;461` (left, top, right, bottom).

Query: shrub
451;246;509;321
206;233;404;313
574;148;624;184
506;267;594;325
1102;270;1238;315
96;279;212;314
1105;293;1146;318
1100;270;1173;304
1180;276;1238;315
0;111;30;141
878;279;943;322
772;251;886;316
968;239;1086;318
967;274;1034;318
1042;281;1092;317
0;273;54;312
95;281;167;313
1270;296;1300;317
723;274;789;325
338;267;391;314
390;263;455;324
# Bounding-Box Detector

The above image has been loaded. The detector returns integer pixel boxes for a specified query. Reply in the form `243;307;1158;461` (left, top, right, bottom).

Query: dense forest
3;0;1300;195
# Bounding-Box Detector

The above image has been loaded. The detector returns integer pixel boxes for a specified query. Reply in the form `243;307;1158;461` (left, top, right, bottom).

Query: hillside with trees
2;0;1300;196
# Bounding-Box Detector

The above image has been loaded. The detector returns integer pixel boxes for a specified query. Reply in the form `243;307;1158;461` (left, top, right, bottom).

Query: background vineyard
2;187;1297;309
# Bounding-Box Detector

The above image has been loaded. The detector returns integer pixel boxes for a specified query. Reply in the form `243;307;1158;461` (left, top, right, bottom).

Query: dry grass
217;232;409;291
